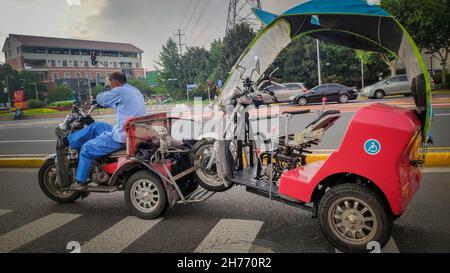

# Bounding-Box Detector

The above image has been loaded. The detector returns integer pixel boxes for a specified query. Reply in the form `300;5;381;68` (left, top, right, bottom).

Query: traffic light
90;51;98;66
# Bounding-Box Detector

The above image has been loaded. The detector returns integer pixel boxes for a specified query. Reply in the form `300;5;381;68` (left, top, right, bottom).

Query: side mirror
255;56;261;75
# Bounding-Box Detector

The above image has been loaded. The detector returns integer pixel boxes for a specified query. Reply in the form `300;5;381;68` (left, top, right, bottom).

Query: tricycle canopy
219;0;432;142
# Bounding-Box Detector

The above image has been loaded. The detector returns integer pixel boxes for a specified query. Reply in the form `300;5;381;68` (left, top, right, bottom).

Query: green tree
47;86;73;102
217;23;256;81
383;0;450;86
155;38;182;99
128;79;154;97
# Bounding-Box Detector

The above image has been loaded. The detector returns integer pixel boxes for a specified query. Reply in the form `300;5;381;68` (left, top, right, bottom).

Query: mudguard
55;146;71;188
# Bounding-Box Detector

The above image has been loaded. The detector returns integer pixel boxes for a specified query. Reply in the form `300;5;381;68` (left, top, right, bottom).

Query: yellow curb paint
0;152;449;169
0;158;45;168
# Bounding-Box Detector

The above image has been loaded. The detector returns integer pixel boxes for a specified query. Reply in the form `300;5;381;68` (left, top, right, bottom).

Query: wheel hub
329;197;377;244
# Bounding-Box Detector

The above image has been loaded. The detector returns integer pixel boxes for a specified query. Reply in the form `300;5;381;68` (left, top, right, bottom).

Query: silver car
361;75;411;99
262;82;308;103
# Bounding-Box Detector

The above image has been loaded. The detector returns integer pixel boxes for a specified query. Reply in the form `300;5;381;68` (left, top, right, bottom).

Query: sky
0;0;306;70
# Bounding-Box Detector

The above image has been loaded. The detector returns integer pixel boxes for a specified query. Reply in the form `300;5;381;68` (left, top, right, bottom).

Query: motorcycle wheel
192;139;234;192
38;159;81;203
125;171;169;220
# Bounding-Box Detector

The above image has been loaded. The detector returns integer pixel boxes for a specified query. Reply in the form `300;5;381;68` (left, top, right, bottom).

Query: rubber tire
38;159;81;203
297;97;308;106
318;183;392;253
374;90;384;99
338;94;349;103
192;139;234;192
124;170;169;220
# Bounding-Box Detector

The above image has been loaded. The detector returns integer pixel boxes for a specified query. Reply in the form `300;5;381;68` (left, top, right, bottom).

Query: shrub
49;100;74;107
26;99;45;109
47;86;74;102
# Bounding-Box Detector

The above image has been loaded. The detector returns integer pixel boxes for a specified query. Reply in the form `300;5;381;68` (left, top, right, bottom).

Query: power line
185;0;211;41
184;0;201;34
178;0;193;29
190;0;227;46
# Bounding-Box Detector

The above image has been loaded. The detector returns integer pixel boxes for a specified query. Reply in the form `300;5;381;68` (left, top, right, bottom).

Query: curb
1;151;449;169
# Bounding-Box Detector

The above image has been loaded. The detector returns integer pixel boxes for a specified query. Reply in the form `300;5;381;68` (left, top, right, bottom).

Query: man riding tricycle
39;0;432;252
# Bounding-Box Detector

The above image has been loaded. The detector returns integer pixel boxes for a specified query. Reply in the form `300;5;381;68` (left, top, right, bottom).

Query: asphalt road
0;168;448;253
0;95;449;155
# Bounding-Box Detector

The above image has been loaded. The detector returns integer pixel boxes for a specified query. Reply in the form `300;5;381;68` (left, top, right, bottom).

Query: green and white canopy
219;0;432;141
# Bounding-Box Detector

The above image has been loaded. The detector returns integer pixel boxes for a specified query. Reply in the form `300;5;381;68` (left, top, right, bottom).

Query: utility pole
316;39;322;86
2;77;13;118
175;29;186;56
361;57;365;89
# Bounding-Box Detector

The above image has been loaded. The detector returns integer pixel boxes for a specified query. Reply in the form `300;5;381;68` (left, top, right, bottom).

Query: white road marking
82;216;162;253
195;219;264;253
0;140;55;143
0;209;13;217
0;213;81;253
434;113;450;116
334;237;399;253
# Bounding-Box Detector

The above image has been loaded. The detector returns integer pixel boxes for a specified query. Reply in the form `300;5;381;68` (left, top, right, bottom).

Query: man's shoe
55;128;69;149
70;183;88;191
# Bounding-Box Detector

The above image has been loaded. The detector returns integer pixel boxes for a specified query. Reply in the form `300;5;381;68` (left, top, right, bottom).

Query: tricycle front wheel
318;183;392;252
38;159;81;203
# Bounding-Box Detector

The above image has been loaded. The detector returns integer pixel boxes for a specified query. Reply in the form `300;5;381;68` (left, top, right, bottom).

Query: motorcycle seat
107;148;127;158
306;109;341;131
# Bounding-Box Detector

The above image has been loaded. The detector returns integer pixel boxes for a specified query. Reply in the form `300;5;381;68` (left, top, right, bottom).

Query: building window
51;60;56;67
71;49;80;55
17;47;20;54
96;72;101;79
75;72;81;79
103;62;108;68
113;62;117;68
86;72;91;79
95;62;99;68
84;61;89;67
64;72;71;79
62;60;68;67
52;73;59;81
136;63;140;68
74;60;79;67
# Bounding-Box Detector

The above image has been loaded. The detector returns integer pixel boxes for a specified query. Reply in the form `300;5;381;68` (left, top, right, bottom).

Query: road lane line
0;209;13;217
0;213;81;253
334;237;400;253
82;216;162;253
195;219;264;253
0;140;55;143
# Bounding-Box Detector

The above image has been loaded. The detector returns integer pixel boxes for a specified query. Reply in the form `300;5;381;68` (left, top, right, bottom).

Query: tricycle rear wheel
318;183;392;252
125;171;169;220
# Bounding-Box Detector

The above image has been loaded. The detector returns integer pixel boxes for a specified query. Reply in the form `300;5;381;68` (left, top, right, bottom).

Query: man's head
108;71;127;89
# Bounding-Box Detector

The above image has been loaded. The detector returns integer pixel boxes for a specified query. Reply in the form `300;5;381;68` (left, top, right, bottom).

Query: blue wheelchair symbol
364;139;381;155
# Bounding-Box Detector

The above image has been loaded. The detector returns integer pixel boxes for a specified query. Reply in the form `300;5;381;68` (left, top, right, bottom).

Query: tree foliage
383;0;450;86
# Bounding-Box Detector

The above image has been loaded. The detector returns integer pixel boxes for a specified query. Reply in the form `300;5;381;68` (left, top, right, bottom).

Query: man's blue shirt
96;83;146;143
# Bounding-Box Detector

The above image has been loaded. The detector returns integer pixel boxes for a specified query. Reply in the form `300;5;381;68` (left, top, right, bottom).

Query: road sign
146;71;159;86
217;80;223;87
186;84;197;92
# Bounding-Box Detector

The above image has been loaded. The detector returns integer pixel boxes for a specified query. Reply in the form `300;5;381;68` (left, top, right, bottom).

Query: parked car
260;82;308;104
290;83;358;106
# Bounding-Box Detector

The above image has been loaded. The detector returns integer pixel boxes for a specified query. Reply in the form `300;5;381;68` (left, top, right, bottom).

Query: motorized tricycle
189;1;432;252
38;103;217;219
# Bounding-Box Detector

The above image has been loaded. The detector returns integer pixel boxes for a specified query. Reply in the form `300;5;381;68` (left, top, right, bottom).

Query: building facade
2;34;145;83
